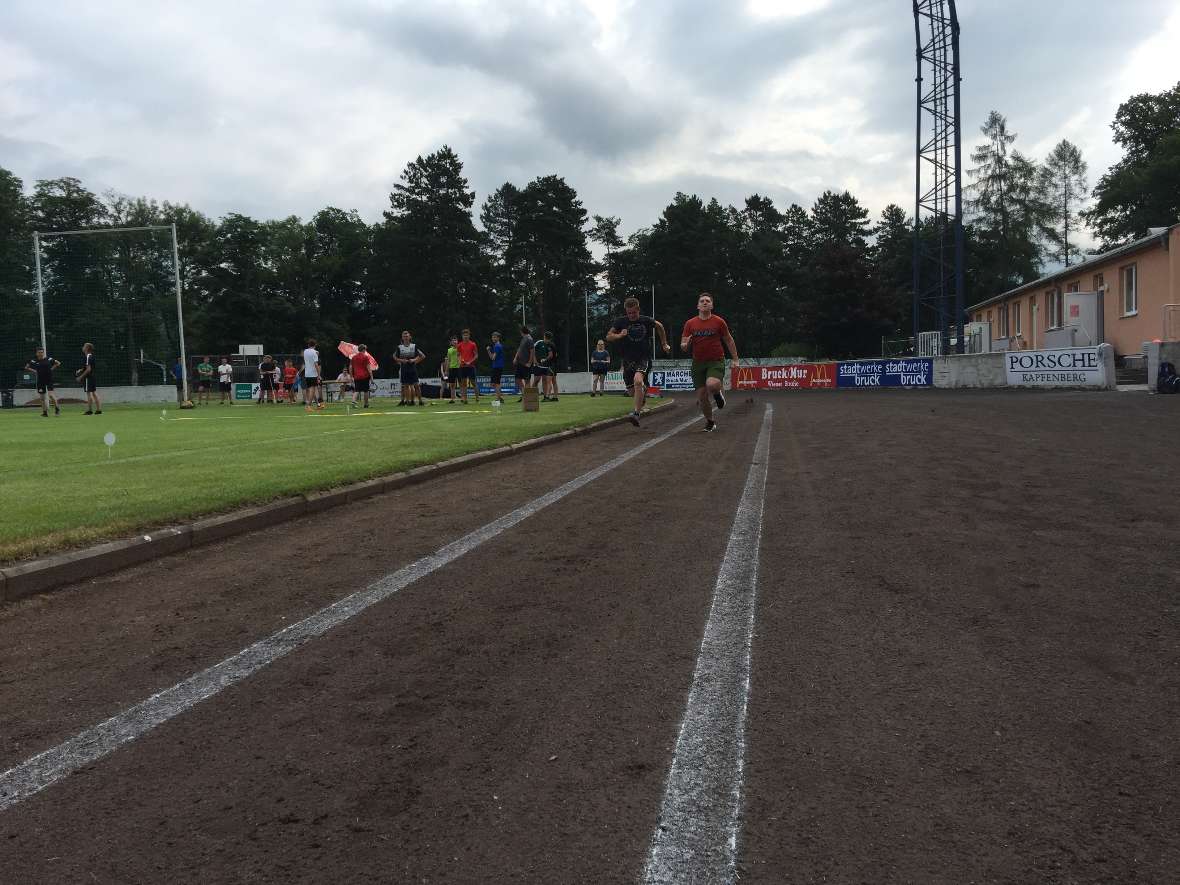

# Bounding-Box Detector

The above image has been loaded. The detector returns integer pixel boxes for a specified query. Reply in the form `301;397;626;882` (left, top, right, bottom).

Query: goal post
32;224;189;401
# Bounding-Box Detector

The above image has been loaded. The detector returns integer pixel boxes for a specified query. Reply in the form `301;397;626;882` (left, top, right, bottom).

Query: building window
998;304;1009;338
1047;289;1063;328
1013;301;1022;336
1121;264;1138;315
1093;272;1104;290
1067;281;1081;293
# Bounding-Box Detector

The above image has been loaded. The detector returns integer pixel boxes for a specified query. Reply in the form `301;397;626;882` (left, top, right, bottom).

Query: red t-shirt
457;340;478;366
682;314;730;362
283;366;297;384
350;353;371;380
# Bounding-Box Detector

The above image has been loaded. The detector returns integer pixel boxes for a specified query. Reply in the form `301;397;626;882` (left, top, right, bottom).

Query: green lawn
0;395;639;563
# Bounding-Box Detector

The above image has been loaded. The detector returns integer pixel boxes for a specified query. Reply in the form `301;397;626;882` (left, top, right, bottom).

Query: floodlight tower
912;0;965;352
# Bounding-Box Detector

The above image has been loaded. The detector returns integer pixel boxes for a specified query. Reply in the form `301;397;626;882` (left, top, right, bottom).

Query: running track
1;392;1177;883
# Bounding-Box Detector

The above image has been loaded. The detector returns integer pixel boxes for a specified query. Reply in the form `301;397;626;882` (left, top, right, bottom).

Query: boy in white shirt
302;338;324;411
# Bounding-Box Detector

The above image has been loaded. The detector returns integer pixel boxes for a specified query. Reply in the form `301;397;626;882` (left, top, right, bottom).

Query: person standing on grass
546;332;560;400
532;332;554;401
513;326;534;400
590;338;610;396
396;331;426;406
76;342;101;415
25;348;61;417
196;356;214;405
302;338;324;411
486;331;506;402
282;359;297;404
681;292;739;434
217;357;234;405
258;354;278;404
171;357;186;404
350;344;374;408
457;328;480;404
607;297;671;427
445;335;461;403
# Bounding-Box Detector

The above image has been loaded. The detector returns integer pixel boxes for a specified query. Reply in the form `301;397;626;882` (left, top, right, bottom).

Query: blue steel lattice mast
912;0;965;352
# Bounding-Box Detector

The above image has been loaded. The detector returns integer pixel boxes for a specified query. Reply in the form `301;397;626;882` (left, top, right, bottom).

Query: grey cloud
336;1;681;158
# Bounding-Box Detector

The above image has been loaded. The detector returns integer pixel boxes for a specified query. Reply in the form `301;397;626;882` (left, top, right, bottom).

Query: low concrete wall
933;345;1117;390
933;352;1006;388
1145;341;1180;394
13;385;180;406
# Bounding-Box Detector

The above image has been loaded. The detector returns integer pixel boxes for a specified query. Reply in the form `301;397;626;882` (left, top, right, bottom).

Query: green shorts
691;360;726;389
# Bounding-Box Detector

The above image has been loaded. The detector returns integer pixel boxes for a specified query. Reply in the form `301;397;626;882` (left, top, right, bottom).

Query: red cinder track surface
1;391;1177;883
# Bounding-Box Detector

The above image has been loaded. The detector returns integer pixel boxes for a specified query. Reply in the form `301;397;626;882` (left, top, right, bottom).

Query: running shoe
84;410;93;415
628;410;640;427
41;411;48;417
95;410;102;414
713;390;726;410
54;406;60;415
703;420;717;432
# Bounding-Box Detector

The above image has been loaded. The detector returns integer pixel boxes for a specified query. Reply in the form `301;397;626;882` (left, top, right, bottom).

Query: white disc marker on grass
103;432;116;461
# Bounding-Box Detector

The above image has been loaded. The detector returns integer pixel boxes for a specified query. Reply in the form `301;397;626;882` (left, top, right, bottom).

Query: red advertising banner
731;363;837;390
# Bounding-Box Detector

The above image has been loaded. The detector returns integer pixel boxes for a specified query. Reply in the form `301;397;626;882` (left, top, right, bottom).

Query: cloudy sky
1;0;1177;240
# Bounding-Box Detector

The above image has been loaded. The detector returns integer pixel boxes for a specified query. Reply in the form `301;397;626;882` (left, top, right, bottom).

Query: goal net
33;225;188;396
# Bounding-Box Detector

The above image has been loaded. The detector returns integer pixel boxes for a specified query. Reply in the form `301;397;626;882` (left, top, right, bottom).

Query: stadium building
968;222;1180;357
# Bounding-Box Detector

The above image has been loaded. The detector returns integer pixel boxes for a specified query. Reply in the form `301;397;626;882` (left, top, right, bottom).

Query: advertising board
649;369;696;391
1004;348;1105;387
731;363;837;390
837;358;933;388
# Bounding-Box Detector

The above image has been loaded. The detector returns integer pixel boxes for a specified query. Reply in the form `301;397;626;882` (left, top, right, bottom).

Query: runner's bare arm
605;327;626;342
654;321;672;354
723;333;739;364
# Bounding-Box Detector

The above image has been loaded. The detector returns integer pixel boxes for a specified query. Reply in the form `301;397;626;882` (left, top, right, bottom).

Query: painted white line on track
0;413;700;813
643;403;773;885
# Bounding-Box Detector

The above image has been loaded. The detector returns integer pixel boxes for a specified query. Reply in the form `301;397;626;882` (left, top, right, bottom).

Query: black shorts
219;381;231;393
400;365;419;385
490;368;503;383
354;378;370;393
621;359;651;387
532;365;552;378
198;379;211;390
591;366;608;376
514;364;531;381
36;382;54;394
304;376;320;388
459;366;476;380
260;376;275;391
84;378;97;393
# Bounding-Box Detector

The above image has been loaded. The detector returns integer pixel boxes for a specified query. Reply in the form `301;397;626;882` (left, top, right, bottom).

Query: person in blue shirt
590;338;610;396
486;331;507;403
171;358;186;404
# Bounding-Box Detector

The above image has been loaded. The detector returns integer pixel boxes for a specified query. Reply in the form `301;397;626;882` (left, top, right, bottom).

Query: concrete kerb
0;402;676;604
1;528;192;603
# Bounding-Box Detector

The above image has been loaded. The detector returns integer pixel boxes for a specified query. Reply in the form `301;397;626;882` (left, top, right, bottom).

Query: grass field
0;395;638;563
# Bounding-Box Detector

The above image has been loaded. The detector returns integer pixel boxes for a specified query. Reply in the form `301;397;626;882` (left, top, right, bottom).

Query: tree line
1;81;1176;387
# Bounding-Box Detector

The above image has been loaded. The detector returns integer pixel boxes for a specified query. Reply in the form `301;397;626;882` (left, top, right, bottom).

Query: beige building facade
968;223;1180;357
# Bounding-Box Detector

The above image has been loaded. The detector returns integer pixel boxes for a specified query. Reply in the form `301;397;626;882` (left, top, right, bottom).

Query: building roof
967;222;1178;312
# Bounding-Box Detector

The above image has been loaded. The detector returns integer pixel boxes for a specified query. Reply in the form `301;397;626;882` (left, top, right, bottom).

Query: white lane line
0;414;700;813
643;403;773;885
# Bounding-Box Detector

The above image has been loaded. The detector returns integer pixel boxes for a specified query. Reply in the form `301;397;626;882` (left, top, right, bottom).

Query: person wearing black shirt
606;296;671;426
25;348;61;417
75;342;102;415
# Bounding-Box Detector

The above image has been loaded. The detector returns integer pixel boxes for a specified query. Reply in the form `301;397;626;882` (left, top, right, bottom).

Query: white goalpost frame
32;224;189;401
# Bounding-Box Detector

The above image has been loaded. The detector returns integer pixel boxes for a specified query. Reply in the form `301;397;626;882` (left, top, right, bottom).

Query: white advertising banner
1004;348;1105;387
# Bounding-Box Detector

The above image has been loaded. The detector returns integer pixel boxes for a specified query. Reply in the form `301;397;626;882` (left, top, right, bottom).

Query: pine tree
1039;140;1089;266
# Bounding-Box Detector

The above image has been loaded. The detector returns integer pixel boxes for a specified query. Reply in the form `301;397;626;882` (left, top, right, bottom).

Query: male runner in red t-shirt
456;328;480;404
681;292;739;432
350;344;374;408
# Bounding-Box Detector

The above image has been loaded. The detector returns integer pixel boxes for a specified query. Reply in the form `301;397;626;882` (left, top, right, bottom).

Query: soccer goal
32;224;190;399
